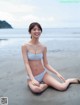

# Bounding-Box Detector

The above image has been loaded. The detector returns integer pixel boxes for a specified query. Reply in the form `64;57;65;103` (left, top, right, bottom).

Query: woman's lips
34;34;39;36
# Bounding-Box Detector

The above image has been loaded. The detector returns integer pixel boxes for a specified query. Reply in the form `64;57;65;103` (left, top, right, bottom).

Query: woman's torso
26;43;45;76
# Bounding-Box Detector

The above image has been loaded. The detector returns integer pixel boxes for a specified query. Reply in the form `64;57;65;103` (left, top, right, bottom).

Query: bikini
27;50;47;83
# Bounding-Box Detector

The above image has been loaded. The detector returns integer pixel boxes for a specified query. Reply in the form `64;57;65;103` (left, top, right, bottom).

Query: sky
0;0;80;28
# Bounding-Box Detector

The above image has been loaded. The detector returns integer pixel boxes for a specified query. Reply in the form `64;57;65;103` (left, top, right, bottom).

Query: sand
0;44;80;105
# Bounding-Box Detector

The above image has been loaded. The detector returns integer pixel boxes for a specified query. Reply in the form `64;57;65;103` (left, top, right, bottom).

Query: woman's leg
27;80;48;93
43;72;79;91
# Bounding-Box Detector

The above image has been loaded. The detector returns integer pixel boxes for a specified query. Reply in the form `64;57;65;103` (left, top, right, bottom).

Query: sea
0;28;80;55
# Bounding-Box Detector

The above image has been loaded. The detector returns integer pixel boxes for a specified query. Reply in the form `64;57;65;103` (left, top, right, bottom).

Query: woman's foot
73;78;80;84
67;78;80;84
77;78;80;83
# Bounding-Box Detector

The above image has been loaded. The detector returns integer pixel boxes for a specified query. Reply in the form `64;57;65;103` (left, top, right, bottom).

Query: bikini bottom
27;69;47;83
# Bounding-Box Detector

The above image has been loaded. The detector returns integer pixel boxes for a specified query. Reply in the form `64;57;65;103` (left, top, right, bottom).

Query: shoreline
0;39;8;41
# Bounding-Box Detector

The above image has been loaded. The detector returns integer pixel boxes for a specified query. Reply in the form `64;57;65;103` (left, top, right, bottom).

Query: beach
0;37;80;105
0;0;80;104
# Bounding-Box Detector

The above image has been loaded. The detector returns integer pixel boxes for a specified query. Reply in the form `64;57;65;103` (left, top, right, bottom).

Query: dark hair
28;22;42;39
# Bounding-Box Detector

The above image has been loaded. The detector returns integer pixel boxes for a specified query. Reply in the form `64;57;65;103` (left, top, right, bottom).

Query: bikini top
27;51;43;60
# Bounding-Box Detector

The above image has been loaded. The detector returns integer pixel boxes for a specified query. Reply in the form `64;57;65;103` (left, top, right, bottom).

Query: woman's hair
28;22;42;39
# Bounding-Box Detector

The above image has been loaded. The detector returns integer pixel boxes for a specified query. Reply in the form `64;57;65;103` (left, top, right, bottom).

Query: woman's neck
29;38;40;45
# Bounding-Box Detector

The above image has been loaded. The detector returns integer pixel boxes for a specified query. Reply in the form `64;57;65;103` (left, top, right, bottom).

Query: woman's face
30;25;42;38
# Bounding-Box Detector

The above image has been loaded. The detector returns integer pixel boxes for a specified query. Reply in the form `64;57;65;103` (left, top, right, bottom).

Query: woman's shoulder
40;43;47;51
21;41;31;46
40;42;46;48
21;42;29;50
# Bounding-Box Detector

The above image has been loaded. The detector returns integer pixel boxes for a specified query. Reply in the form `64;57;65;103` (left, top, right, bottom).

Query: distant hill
0;20;13;29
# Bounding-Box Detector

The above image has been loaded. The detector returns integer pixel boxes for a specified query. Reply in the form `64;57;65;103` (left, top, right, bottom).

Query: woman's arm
21;44;34;80
43;46;65;82
21;44;40;86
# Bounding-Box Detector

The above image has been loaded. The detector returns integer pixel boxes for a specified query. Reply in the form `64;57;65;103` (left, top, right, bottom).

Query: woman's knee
28;83;42;93
31;86;42;93
28;80;43;93
57;84;67;91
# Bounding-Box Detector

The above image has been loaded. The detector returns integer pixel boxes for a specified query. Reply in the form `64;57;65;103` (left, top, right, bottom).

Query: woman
21;22;80;94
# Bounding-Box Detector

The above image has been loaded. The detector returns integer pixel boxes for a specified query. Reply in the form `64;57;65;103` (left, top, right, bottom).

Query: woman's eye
33;28;40;31
33;29;36;31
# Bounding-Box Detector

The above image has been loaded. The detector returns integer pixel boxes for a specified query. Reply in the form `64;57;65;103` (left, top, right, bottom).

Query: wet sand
0;45;80;105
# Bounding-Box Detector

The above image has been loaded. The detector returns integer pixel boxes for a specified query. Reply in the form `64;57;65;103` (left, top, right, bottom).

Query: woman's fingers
60;76;65;82
32;81;40;86
57;73;65;82
33;83;40;86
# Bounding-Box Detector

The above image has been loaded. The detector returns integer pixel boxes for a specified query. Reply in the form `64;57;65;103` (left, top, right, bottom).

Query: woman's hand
31;79;40;87
57;73;65;82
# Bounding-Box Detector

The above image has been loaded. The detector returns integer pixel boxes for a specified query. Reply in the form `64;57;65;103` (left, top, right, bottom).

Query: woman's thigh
43;72;64;90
